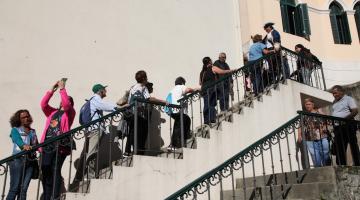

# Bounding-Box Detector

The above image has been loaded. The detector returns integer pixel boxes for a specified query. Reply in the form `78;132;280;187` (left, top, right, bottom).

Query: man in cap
263;22;281;49
69;84;117;192
262;22;282;87
90;83;117;120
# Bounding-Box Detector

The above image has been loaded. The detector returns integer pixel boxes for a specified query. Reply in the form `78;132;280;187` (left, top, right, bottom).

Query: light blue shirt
90;94;117;121
10;127;37;155
249;42;266;61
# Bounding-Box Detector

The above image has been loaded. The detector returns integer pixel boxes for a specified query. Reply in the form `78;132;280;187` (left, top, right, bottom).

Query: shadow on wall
145;108;165;156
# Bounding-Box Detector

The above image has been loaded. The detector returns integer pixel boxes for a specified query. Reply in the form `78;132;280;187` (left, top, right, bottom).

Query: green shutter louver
355;6;360;41
297;4;311;36
280;3;291;33
330;14;341;44
341;12;352;44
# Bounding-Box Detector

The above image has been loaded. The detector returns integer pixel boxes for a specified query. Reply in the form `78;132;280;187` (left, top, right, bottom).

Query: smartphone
61;78;68;83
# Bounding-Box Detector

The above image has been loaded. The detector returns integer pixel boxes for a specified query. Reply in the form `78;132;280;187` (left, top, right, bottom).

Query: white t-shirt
168;85;187;114
266;30;273;48
127;83;150;104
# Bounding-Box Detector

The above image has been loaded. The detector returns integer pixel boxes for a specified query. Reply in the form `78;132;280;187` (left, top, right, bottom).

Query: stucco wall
239;0;360;87
0;0;243;158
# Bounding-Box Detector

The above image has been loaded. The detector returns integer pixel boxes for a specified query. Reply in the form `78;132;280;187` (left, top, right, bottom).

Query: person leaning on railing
262;22;282;86
291;44;321;85
248;34;275;96
39;80;76;200
213;52;233;111
126;70;167;156
331;85;360;166
298;98;331;167
6;110;38;200
166;77;200;151
69;83;117;191
199;57;235;125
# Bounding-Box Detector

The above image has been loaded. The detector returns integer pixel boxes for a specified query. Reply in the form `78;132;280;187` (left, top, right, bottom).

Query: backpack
164;92;173;116
79;97;95;125
128;86;150;119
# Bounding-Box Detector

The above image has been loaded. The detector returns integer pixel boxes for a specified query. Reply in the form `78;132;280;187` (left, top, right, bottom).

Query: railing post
1;164;9;200
134;100;138;155
180;104;185;149
300;114;310;169
280;48;287;84
319;64;327;90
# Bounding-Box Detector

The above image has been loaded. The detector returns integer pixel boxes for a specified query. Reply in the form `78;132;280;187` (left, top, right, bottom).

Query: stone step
223;182;338;200
236;166;336;188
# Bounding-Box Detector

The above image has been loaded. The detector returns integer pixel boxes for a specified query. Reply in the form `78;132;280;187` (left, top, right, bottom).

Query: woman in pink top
40;80;75;200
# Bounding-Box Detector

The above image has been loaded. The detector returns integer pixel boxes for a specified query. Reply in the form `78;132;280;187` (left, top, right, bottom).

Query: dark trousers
250;64;263;95
72;138;89;183
6;158;33;200
170;113;191;148
41;151;66;200
125;116;148;155
334;124;360;166
216;83;230;111
264;52;281;87
203;88;217;125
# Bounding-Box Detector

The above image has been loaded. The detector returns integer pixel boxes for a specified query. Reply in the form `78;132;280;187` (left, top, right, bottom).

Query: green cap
92;84;107;93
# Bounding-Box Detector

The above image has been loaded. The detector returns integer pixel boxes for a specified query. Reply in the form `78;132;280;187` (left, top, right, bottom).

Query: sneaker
167;145;176;152
122;152;131;158
68;181;80;192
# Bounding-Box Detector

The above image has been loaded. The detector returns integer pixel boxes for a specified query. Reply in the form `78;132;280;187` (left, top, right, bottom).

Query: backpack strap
88;96;101;120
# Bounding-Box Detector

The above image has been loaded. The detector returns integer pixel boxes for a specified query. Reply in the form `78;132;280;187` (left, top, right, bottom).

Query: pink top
39;89;76;154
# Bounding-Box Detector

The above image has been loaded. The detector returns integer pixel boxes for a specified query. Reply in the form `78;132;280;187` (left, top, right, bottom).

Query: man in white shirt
331;85;359;166
167;77;198;150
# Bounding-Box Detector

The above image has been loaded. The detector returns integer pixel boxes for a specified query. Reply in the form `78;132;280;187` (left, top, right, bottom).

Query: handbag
27;153;39;179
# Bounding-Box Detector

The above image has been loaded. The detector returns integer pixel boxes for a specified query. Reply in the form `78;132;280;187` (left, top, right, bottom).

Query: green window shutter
297;4;311;36
280;3;290;33
355;9;360;41
330;14;341;44
341;12;352;44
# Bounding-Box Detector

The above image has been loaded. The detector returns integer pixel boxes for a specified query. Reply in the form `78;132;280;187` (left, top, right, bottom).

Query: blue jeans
203;88;217;124
6;158;33;200
306;138;330;167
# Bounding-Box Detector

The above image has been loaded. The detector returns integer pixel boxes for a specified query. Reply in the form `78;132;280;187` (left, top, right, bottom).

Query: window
355;3;360;41
329;2;351;44
280;0;311;39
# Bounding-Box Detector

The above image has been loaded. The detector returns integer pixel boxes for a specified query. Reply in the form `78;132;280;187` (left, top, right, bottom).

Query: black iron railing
0;100;185;200
166;112;360;199
0;45;328;200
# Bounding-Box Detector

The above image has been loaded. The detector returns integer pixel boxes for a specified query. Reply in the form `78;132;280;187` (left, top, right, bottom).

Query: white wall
0;0;243;159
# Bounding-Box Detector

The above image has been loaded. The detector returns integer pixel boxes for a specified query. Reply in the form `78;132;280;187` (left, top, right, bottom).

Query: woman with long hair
6;109;38;200
199;57;234;125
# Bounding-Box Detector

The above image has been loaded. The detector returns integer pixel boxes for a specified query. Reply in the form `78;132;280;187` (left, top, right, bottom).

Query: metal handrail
0;100;182;165
0;105;134;166
165;115;301;200
178;46;325;103
166;112;360;199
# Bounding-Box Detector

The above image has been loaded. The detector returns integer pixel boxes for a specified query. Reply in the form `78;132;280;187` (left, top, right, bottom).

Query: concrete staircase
223;166;360;200
65;81;334;200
